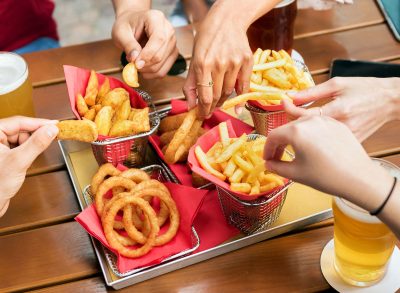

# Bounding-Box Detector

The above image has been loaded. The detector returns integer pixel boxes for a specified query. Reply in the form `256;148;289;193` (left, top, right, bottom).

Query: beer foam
276;0;296;8
334;197;381;224
0;53;28;95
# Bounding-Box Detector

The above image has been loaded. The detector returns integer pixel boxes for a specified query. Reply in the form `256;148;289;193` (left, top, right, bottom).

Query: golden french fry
250;180;260;195
246;162;266;184
260;182;279;193
253;58;286;71
259;173;284;186
160;130;175;147
223;158;237;178
259;49;271;64
114;99;131;122
95;106;113;136
206;141;223;158
230;183;251;194
215;134;247;163
261;79;269;86
250;82;285;93
271;50;282;60
250;72;262;85
83;108;96;121
195;146;226;181
102;88;129;110
76;93;89;116
263;68;292;89
229;168;245;183
57;120;98;142
84;70;98;106
253;48;263;65
222;91;290;109
97;77;110;104
122;62;139;88
175;119;202;162
233;153;253;173
129;107;150;133
109;120;135;137
278;49;292;63
218;122;230;148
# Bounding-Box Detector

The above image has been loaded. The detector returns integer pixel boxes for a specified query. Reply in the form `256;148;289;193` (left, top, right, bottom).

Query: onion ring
103;197;159;258
120;169;151;183
95;176;135;216
91;163;121;194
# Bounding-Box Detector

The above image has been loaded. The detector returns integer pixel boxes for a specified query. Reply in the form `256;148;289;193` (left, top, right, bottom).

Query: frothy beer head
0;52;28;95
334;197;381;224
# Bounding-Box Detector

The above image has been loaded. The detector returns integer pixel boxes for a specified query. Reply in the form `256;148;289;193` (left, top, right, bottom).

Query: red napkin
248;99;305;112
188;120;289;201
148;100;253;187
75;182;208;273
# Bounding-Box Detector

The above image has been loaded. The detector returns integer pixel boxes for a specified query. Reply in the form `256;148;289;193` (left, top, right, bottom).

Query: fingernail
287;90;297;97
49;120;59;124
46;125;59;138
135;60;145;69
131;50;139;60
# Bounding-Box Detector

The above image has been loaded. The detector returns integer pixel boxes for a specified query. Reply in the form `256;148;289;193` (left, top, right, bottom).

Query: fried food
102;88;129;110
158;112;187;133
114;99;131;122
195;122;286;195
83;108;96;121
95;106;113;136
122;62;139;88
76;93;89;116
159;130;175;147
57;120;98;142
90;164;181;258
129;107;150;133
97;77;110;104
84;70;98;106
108;120;135;137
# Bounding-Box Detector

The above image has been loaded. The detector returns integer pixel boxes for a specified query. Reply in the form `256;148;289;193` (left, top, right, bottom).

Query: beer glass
247;0;297;53
0;52;35;118
332;159;398;287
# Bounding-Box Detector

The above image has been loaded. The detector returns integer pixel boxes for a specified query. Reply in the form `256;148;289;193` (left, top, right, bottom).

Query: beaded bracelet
370;177;397;216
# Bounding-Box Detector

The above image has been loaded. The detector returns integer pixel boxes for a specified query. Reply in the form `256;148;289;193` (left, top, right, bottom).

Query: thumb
13;124;58;169
265;159;296;180
113;23;142;62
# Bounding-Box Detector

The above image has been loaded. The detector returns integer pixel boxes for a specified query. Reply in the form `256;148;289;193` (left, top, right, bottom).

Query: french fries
222;49;314;109
195;122;286;195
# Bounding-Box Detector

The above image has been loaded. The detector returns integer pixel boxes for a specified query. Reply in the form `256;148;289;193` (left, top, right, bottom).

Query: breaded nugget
57;120;98;142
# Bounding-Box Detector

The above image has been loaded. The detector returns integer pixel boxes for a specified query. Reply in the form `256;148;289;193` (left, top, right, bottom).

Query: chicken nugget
95;106;113;136
84;70;98;106
97;77;110;104
76;93;89;116
57;120;98;142
159;112;187;133
129;107;150;133
102;88;129;110
109;120;135;137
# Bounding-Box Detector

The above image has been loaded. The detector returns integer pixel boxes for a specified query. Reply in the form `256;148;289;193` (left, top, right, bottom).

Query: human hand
183;4;253;119
112;9;178;79
284;77;400;142
0;117;58;217
264;115;393;212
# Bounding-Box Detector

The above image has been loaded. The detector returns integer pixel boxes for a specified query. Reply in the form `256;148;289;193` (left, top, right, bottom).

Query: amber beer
333;183;396;286
247;0;297;53
0;52;35;118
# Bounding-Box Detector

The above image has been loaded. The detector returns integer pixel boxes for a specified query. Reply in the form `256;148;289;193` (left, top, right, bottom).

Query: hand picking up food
90;163;180;258
194;122;288;195
222;49;314;109
57;70;150;143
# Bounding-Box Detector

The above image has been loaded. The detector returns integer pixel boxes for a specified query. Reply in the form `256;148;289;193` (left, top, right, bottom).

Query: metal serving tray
59;139;333;290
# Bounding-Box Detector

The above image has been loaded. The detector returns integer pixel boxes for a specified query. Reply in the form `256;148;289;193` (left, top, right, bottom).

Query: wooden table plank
0;171;80;236
296;24;400;75
0;222;98;293
27;141;65;177
295;0;383;39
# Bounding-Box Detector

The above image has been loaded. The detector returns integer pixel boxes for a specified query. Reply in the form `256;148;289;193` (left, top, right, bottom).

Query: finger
289;78;341;104
236;53;252;95
12;124;58;169
217;65;240;108
140;45;178;77
112;23;143;62
183;66;198;110
196;70;214;120
0;117;57;139
140;33;176;73
265;159;297;179
263;124;293;161
208;70;225;116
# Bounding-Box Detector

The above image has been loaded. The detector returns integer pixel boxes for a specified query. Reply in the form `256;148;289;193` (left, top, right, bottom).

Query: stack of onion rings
91;164;180;258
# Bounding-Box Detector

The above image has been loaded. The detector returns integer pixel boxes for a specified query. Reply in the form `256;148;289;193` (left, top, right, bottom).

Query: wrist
388;77;400;120
112;0;151;17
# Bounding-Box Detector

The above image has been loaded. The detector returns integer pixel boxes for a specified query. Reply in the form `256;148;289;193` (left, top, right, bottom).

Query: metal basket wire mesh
82;164;200;277
91;89;160;167
216;134;293;235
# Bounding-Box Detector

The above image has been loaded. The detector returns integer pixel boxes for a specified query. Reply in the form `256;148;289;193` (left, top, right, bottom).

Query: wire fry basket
91;89;160;167
82;164;200;277
216;134;293;235
246;60;314;136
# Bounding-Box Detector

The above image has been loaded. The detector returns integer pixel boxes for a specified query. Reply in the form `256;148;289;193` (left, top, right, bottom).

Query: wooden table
1;1;400;292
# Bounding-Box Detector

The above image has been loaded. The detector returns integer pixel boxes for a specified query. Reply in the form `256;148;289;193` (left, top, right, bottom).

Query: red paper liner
63;65;147;141
248;99;306;112
148;100;254;187
187;120;289;201
75;163;209;273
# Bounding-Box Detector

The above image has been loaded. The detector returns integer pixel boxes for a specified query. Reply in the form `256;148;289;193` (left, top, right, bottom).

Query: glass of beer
332;159;399;287
247;0;297;53
0;52;35;118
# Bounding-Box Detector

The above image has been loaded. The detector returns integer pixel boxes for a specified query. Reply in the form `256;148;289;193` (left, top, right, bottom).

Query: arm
0;117;58;217
183;0;281;119
181;0;209;23
285;77;400;142
111;0;178;79
264;116;400;239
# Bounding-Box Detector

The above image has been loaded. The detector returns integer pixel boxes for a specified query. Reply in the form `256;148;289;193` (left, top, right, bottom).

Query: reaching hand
0;116;58;217
112;9;179;79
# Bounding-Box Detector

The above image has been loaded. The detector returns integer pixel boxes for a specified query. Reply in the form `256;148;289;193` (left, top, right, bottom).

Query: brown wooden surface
2;3;400;292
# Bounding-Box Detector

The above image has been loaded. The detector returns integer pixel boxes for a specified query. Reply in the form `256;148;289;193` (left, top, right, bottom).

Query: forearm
112;0;151;16
206;0;280;29
182;0;209;23
387;77;400;120
379;184;400;239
